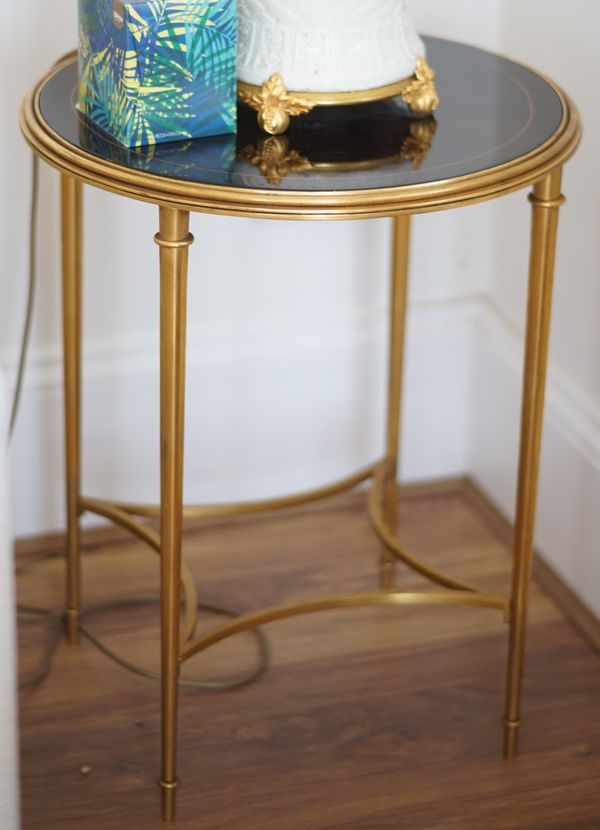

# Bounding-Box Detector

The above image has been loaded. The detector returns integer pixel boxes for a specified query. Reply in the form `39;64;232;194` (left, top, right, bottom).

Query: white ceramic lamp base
237;0;439;134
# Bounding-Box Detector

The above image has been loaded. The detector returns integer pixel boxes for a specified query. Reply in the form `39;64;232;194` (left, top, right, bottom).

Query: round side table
20;37;581;822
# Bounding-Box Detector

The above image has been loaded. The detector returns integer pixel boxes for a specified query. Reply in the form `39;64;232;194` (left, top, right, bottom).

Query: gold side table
20;37;581;822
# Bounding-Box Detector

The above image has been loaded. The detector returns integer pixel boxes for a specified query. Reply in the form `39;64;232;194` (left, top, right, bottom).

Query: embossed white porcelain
238;0;425;93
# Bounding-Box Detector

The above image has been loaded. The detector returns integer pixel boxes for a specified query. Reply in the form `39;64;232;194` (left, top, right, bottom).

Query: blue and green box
77;0;237;147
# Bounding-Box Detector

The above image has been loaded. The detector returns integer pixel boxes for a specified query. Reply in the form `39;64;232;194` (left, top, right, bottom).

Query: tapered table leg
61;174;83;645
381;215;411;589
155;208;193;822
504;168;565;758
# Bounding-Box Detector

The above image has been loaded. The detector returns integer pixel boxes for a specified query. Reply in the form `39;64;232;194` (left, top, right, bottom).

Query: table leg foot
65;608;80;645
503;719;521;759
379;560;395;590
160;778;178;823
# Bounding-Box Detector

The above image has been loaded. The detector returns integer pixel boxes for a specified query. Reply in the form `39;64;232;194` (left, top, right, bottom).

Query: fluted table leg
155;207;194;822
504;168;565;758
61;174;83;645
381;215;411;589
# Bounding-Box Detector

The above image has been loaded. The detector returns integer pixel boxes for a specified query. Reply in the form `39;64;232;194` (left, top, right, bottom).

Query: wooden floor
17;483;600;829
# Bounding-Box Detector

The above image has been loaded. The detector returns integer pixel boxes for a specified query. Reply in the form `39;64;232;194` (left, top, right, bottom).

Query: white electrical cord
11;157;270;690
7;153;38;443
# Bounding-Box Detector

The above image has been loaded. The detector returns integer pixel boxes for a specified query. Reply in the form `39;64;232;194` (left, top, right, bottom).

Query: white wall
2;3;599;617
469;1;600;619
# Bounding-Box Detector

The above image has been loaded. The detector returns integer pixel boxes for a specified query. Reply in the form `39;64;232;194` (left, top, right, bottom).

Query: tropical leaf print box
77;0;237;147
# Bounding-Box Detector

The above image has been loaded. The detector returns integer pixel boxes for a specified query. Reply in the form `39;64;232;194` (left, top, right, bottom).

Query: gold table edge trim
20;52;582;220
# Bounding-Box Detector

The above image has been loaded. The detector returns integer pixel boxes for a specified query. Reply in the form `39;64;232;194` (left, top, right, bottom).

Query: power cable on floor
12;153;269;692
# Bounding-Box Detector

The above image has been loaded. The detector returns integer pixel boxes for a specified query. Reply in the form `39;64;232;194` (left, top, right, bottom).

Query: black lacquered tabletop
38;37;565;193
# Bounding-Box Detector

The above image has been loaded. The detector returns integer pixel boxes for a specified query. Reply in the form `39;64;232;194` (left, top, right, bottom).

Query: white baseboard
473;301;600;471
7;294;599;618
7;297;474;538
470;300;600;619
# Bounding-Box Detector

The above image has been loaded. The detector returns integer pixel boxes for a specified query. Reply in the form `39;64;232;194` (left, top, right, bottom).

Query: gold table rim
20;47;581;219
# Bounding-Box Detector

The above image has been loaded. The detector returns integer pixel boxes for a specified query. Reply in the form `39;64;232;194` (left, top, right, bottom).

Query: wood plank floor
17;483;600;829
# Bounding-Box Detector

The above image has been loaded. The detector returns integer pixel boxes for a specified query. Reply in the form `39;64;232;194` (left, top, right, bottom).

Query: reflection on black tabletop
78;116;238;183
237;100;437;184
238;98;435;164
77;98;436;188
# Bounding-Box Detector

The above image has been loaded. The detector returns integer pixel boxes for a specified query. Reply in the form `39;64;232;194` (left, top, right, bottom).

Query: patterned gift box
77;0;237;147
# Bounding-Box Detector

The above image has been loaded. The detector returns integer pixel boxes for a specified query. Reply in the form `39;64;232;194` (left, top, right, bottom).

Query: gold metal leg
504;169;565;758
155;208;193;822
381;215;411;589
61;174;83;646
